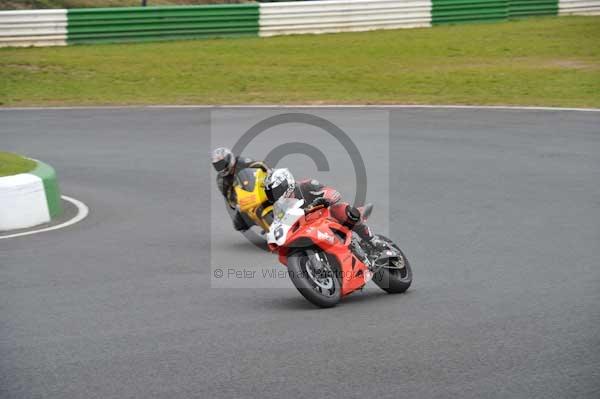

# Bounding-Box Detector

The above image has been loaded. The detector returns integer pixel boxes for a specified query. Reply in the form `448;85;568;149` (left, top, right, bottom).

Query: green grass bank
0;152;36;177
1;16;599;107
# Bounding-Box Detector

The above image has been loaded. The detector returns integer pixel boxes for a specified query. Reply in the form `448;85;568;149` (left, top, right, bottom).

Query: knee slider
344;206;361;227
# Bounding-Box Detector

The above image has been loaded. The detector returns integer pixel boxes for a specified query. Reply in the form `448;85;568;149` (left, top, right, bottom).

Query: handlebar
305;204;325;214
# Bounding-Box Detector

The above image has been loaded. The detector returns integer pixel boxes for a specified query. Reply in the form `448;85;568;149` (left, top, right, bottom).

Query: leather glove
307;197;330;212
311;197;331;207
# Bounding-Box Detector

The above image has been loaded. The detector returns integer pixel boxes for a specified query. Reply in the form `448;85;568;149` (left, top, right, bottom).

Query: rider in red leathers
264;168;384;261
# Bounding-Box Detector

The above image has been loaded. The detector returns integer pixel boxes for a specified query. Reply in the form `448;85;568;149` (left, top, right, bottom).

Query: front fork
305;249;336;284
306;249;326;272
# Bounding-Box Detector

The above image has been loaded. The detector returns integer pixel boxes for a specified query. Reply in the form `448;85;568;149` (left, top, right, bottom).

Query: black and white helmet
211;147;235;176
265;168;295;202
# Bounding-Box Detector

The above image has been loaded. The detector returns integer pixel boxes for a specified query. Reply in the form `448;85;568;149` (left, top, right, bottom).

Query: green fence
67;4;259;44
508;0;558;18
432;0;508;24
432;0;558;25
59;1;564;45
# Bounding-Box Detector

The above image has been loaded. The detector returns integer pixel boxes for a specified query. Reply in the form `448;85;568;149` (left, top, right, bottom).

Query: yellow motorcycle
232;167;273;233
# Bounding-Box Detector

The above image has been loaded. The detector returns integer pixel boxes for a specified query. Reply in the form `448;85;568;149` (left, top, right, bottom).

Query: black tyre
233;211;250;231
371;235;412;294
287;249;341;308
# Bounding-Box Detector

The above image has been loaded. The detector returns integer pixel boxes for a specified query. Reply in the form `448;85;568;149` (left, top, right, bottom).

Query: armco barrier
559;0;600;14
1;0;599;47
509;0;558;17
432;0;509;25
259;0;432;37
67;4;259;44
0;9;66;47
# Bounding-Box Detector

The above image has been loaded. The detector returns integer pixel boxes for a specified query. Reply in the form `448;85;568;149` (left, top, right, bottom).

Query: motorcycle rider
264;168;386;262
211;147;270;231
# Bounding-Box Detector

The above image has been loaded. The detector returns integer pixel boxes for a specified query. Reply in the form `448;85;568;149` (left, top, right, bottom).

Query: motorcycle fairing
233;168;271;232
277;207;371;296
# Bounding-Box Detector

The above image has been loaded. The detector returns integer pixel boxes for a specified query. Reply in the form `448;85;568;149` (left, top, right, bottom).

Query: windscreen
234;168;257;192
273;198;302;222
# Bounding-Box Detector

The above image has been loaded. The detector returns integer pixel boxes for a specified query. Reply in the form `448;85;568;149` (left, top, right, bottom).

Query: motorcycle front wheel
287;248;341;308
371;235;413;294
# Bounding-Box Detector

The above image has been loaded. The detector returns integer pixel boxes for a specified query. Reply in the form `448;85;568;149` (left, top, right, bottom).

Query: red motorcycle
267;199;412;308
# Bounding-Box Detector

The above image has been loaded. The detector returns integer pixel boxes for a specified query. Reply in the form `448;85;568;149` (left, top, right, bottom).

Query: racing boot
335;204;384;267
342;206;377;267
353;224;392;265
349;234;372;268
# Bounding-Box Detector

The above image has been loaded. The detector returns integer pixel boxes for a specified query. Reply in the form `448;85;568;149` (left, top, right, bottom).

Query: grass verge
0;16;599;107
0;152;36;177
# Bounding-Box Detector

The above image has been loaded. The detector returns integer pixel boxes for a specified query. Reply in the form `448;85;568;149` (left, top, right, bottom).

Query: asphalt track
1;107;599;399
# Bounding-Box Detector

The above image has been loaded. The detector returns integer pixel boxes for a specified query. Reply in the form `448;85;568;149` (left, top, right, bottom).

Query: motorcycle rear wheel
287;249;341;308
371;235;412;294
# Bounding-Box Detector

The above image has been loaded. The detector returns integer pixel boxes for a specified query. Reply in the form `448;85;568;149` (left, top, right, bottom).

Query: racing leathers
291;179;374;244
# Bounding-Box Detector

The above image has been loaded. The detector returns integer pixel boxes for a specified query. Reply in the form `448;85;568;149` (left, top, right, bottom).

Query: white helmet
265;168;295;202
211;147;235;176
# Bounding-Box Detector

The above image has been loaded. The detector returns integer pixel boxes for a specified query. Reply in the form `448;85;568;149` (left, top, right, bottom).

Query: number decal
274;226;284;241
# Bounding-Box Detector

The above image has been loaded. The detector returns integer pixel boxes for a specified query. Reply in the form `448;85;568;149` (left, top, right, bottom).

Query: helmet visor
212;158;229;173
270;181;289;201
